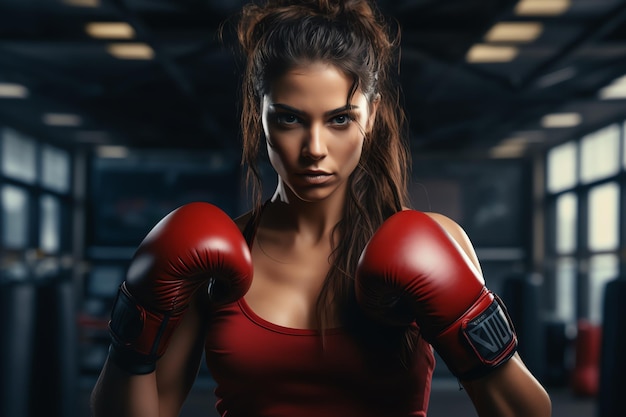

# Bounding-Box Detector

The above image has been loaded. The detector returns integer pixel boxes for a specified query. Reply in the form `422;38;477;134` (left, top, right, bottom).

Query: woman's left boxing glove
108;202;253;374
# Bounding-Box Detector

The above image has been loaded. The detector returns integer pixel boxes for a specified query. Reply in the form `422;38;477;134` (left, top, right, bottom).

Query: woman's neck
266;183;346;243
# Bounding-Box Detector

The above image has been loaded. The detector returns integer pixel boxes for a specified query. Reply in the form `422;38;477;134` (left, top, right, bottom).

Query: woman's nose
302;125;327;160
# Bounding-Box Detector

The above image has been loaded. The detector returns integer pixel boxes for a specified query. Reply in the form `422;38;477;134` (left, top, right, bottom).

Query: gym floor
80;376;596;417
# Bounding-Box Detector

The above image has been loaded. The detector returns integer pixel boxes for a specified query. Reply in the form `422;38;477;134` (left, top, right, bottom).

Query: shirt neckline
238;297;344;336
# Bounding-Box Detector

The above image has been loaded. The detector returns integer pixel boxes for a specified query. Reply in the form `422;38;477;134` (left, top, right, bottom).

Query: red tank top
204;299;434;417
203;209;435;416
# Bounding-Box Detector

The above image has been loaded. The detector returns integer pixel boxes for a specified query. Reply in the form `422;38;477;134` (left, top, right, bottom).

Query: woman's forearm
461;353;552;417
90;358;160;417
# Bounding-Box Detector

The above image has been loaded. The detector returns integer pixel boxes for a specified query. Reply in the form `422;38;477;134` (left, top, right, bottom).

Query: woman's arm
91;203;252;417
90;296;208;417
427;212;552;417
462;353;551;417
90;359;159;417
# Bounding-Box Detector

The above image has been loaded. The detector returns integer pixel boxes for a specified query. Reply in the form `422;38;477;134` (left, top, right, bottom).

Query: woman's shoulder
400;207;465;238
399;207;459;231
401;207;482;273
423;211;463;234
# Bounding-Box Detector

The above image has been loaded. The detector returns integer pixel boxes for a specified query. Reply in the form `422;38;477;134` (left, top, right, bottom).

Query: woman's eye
331;114;351;126
276;114;299;125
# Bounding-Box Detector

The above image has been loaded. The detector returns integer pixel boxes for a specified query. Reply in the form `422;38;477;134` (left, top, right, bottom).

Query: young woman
90;1;552;416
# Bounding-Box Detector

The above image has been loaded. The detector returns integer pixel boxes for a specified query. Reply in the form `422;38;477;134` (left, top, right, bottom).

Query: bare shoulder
401;207;470;244
423;212;466;239
421;210;482;274
419;210;464;240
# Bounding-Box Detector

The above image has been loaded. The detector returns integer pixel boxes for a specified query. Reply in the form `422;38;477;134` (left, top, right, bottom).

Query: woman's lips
298;171;333;185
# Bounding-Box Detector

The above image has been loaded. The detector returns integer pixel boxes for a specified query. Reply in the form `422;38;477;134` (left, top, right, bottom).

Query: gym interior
1;0;625;416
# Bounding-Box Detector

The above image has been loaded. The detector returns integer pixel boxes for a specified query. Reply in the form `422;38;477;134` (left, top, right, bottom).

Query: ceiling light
541;112;581;128
598;75;626;100
490;143;527;158
484;22;543;43
612;75;626;84
62;0;100;7
599;84;626;100
106;43;154;60
43;113;82;127
86;22;135;39
466;44;519;63
96;146;129;158
500;136;540;146
509;130;547;142
0;83;28;98
489;135;542;158
515;0;570;16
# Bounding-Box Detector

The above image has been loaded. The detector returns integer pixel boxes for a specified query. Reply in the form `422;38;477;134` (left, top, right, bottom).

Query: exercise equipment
597;278;626;417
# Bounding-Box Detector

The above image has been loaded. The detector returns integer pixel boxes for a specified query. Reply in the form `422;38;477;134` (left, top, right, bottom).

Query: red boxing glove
108;202;253;374
355;210;517;380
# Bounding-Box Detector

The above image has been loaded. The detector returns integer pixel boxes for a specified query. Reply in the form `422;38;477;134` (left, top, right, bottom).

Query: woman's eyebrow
324;104;359;116
270;103;304;115
270;103;359;116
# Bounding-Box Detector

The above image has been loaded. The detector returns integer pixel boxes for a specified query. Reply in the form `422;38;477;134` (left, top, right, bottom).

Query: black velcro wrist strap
109;283;144;345
458;294;517;380
433;291;518;381
462;296;516;363
108;283;159;374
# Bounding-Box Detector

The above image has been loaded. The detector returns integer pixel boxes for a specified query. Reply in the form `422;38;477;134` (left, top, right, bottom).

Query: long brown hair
233;0;416;360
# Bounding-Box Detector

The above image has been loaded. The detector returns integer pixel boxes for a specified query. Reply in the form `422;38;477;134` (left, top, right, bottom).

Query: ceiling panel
0;0;625;159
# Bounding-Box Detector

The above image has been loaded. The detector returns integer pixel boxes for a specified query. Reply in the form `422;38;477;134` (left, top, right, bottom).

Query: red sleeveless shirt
204;298;435;417
203;211;435;416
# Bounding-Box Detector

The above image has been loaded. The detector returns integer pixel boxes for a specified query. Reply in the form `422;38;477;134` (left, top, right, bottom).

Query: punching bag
0;271;37;417
571;319;601;397
30;267;78;417
501;273;545;380
597;278;626;417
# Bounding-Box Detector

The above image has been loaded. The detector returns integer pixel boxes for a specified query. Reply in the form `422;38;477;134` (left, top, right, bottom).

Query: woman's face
261;62;377;203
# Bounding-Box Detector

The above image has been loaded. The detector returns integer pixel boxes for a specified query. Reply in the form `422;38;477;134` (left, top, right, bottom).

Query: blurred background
0;0;625;416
